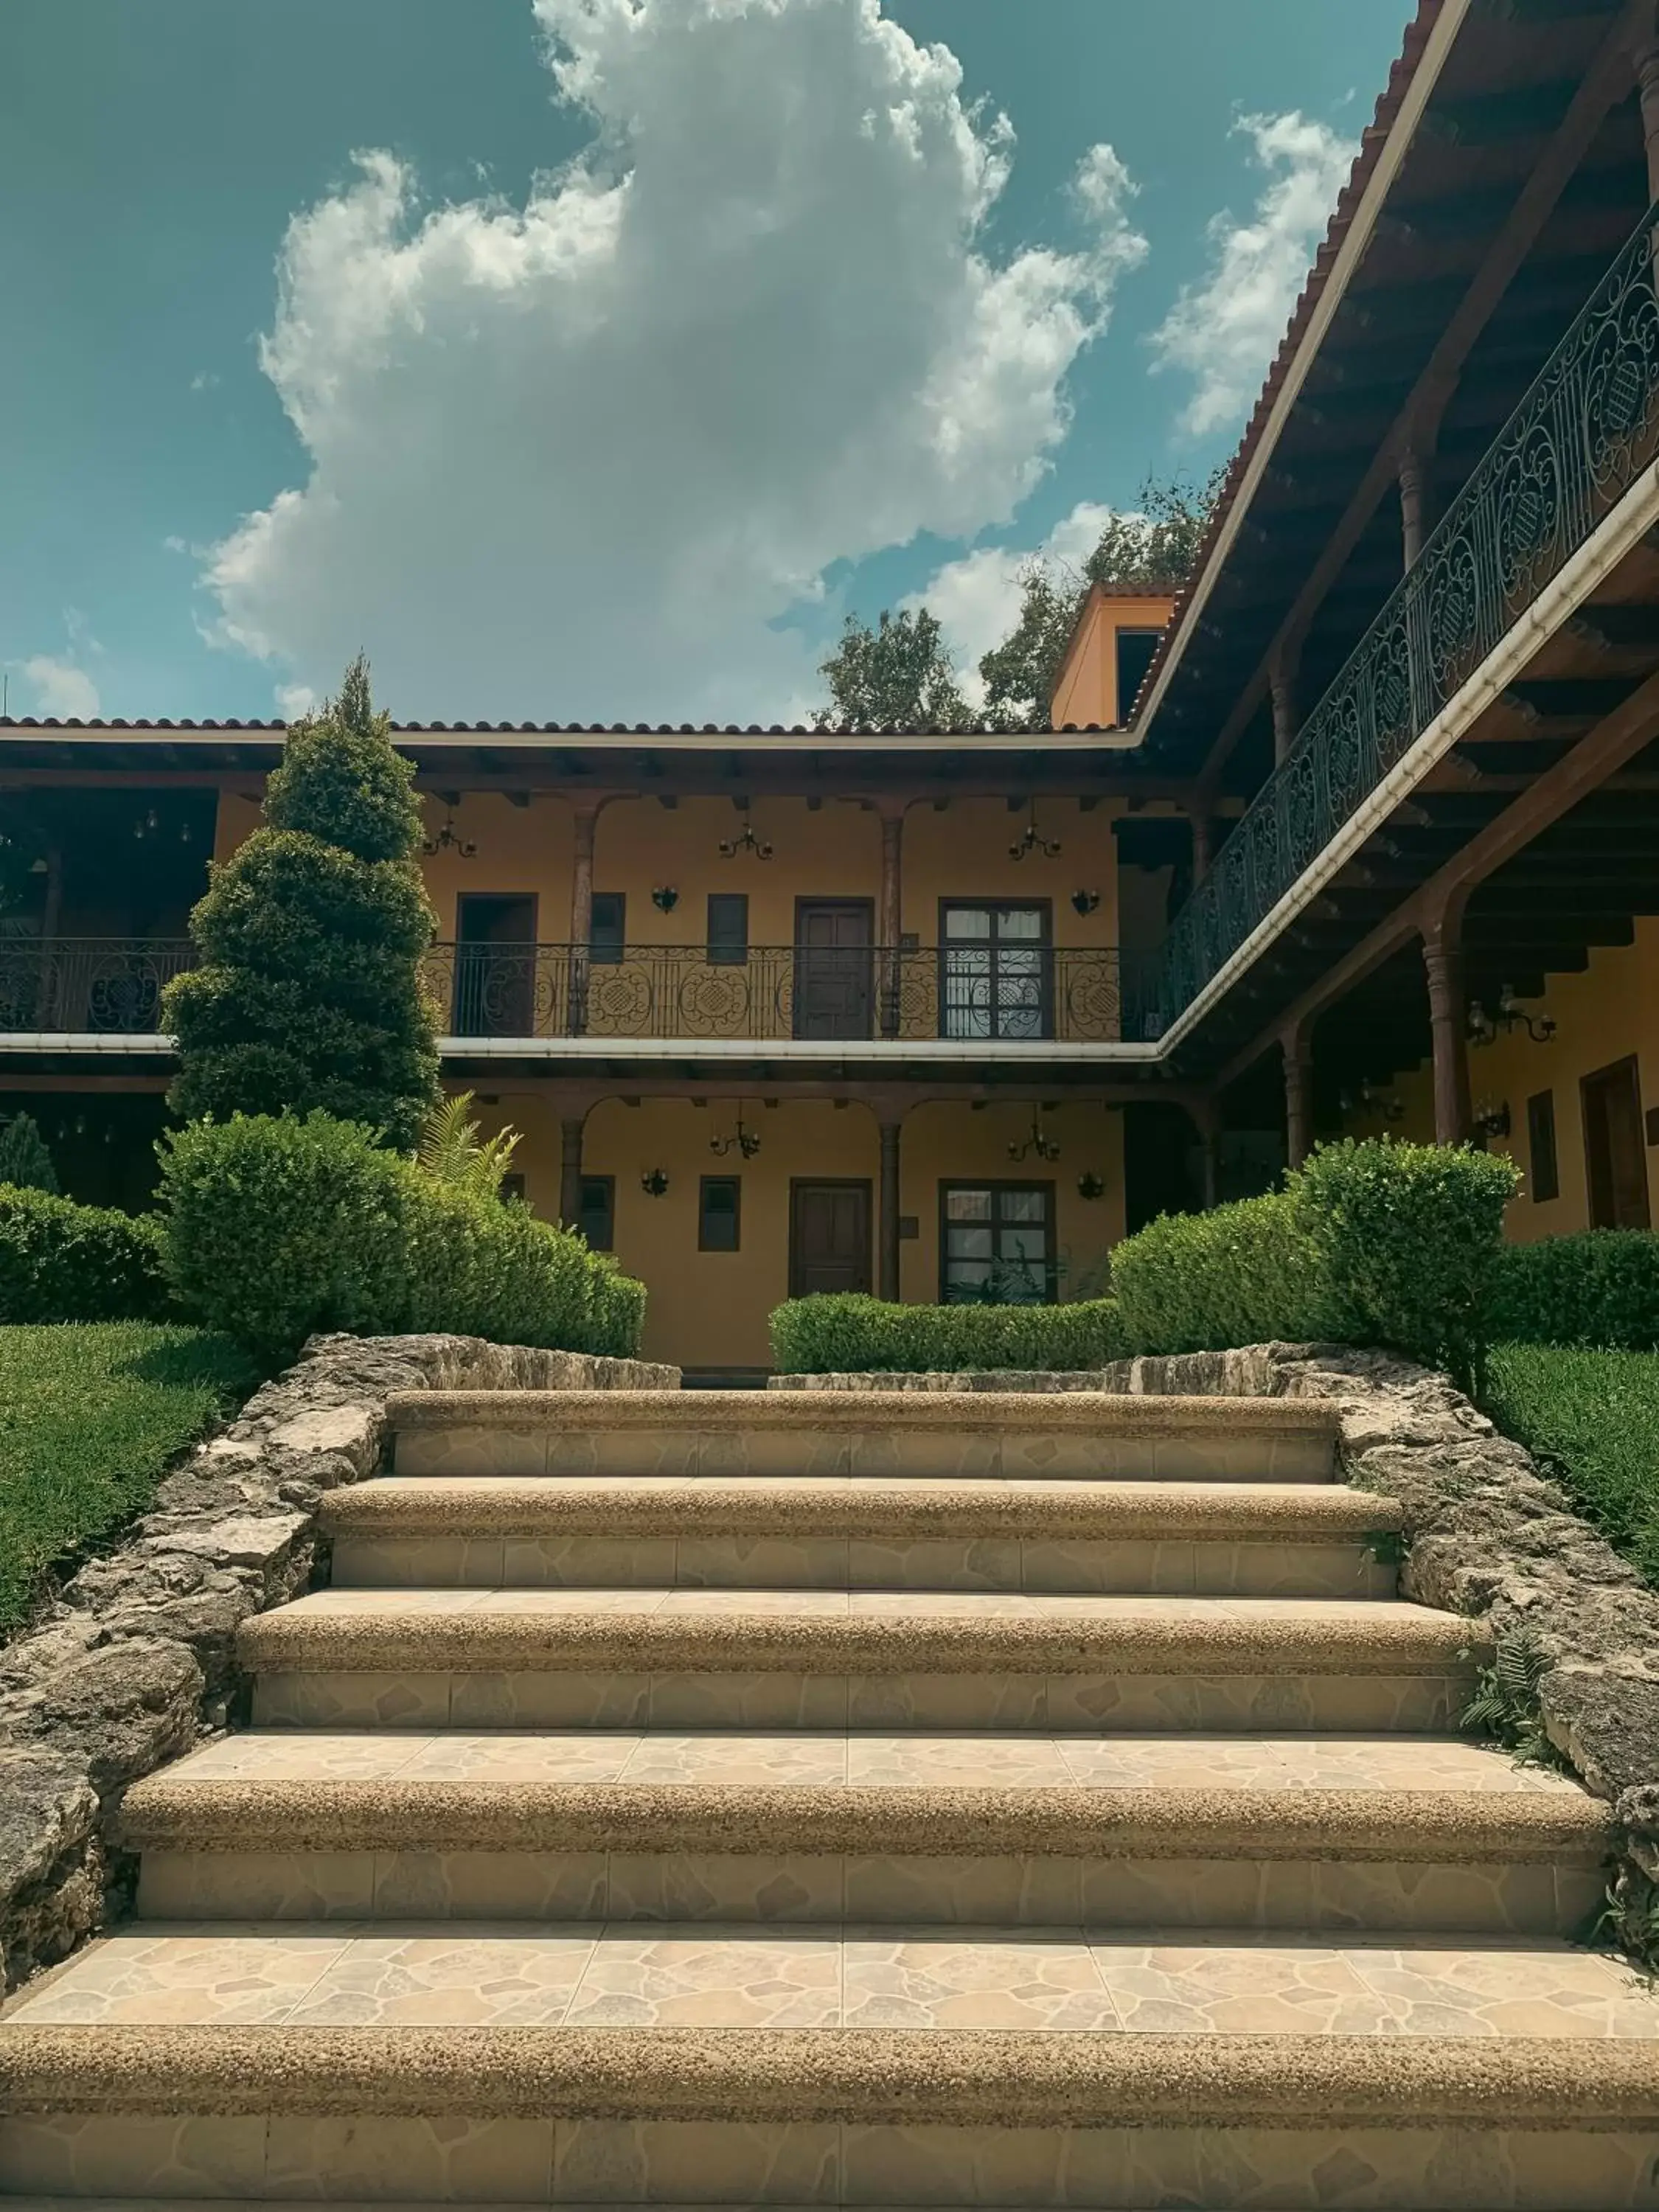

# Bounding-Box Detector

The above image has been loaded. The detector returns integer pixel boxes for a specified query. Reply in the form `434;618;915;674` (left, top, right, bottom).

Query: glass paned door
941;1183;1053;1304
940;906;1050;1038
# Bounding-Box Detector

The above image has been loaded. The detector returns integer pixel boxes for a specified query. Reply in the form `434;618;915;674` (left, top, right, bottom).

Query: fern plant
417;1091;522;1200
1461;1624;1561;1766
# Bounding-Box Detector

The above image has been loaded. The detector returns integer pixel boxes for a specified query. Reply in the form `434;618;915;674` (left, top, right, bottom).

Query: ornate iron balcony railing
1128;199;1659;1043
0;937;197;1034
0;938;1124;1046
423;942;1124;1044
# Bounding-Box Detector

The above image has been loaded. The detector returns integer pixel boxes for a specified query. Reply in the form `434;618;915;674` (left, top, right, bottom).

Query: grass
0;1322;262;1637
1483;1342;1659;1580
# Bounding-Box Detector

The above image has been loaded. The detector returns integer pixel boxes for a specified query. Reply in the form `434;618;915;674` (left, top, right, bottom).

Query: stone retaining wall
778;1346;1659;1872
0;1333;676;1991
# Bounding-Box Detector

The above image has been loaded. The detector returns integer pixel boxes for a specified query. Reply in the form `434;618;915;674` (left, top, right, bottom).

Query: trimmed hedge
159;1112;645;1364
0;1186;170;1324
769;1292;1127;1375
1489;1230;1659;1352
1484;1343;1659;1578
1112;1137;1521;1385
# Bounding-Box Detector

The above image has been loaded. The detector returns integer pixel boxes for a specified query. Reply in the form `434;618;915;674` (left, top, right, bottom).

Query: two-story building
7;0;1659;1369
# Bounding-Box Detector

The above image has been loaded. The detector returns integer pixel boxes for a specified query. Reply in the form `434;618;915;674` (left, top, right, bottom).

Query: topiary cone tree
164;655;441;1150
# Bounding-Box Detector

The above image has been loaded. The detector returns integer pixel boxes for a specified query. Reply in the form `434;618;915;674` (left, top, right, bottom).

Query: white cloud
910;498;1113;703
275;682;319;720
189;370;221;394
1150;110;1352;438
203;0;1146;723
23;656;101;720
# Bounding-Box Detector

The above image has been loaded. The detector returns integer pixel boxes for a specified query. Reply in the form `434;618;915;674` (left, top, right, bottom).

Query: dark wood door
790;1180;872;1298
793;901;873;1039
1582;1057;1651;1229
454;893;537;1037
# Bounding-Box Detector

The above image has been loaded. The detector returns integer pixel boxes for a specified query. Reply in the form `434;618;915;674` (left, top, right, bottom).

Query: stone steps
321;1478;1400;1597
4;1386;1655;2209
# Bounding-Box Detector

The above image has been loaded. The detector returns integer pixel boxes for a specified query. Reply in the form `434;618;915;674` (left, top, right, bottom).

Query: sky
0;0;1410;728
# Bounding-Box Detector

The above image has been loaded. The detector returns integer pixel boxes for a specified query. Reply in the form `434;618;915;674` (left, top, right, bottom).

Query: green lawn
1483;1343;1659;1581
0;1323;261;1636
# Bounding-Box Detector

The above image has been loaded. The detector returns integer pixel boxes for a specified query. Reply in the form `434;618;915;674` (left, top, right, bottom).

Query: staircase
2;1386;1655;2210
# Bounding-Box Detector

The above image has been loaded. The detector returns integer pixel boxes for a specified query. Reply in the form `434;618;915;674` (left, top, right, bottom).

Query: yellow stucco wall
1049;591;1175;731
1338;920;1659;1237
471;1092;1126;1369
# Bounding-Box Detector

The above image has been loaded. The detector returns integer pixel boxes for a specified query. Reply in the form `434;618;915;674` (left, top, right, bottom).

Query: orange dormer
1048;584;1175;732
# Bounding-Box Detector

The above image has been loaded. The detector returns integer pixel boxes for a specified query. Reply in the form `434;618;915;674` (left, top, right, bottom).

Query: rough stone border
782;1348;1659;1861
0;1332;675;1992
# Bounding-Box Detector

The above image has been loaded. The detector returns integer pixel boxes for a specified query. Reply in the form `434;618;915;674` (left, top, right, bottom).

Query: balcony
1133;198;1659;1045
0;938;1129;1050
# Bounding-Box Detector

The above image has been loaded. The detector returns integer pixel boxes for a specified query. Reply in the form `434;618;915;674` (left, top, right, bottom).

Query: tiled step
322;1478;1401;1597
5;1926;1659;2208
122;1731;1609;1935
388;1390;1340;1483
240;1590;1482;1734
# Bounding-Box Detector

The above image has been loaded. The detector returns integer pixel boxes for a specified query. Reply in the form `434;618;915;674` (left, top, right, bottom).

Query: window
590;892;626;966
1526;1090;1559;1204
940;1183;1054;1304
699;1175;741;1251
940;904;1050;1039
707;892;749;967
578;1174;615;1251
499;1172;527;1207
1113;627;1163;725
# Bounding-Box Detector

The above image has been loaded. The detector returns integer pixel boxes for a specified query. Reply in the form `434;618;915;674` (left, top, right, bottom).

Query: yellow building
10;1;1659;1357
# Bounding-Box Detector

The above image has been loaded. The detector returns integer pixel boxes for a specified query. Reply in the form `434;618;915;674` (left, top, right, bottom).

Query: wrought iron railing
0;937;196;1033
0;938;1124;1045
423;942;1124;1043
1127;199;1659;1043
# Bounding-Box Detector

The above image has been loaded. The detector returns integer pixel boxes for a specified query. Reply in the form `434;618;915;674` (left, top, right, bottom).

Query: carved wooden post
568;803;598;1036
1191;1097;1222;1212
1635;31;1659;198
1421;889;1472;1147
877;804;904;1038
1190;812;1214;886
878;1119;902;1301
1268;655;1298;768
1281;1021;1313;1171
1399;446;1433;569
559;1114;585;1230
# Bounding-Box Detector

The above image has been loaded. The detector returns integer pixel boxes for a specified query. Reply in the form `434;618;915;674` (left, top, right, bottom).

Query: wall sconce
640;1167;669;1196
1076;1171;1105;1200
650;886;680;913
719;809;773;860
132;806;194;846
1473;1099;1512;1142
1338;1080;1405;1124
710;1116;762;1159
1009;801;1060;861
1070;889;1101;916
1468;982;1556;1047
1009;1109;1060;1163
422;794;476;858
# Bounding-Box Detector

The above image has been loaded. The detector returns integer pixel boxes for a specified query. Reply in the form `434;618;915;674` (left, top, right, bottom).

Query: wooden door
1582;1057;1651;1229
790;1180;872;1298
454;893;537;1037
793;900;873;1038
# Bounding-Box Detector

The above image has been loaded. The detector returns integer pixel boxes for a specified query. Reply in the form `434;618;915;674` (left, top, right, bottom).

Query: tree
977;560;1086;735
813;608;972;733
164;655;441;1150
1081;467;1222;597
0;1112;58;1194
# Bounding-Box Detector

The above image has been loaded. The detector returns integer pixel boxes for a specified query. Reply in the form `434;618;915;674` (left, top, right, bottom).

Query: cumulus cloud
203;0;1146;723
23;656;101;720
1150;111;1352;438
911;499;1113;703
275;682;319;720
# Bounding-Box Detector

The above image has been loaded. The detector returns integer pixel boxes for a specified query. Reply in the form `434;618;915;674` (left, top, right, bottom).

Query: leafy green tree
813;608;972;733
164;655;440;1150
0;1112;59;1194
978;560;1086;735
1080;468;1222;597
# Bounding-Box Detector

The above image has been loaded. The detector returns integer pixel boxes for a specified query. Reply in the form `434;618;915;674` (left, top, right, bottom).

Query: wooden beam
1192;4;1646;799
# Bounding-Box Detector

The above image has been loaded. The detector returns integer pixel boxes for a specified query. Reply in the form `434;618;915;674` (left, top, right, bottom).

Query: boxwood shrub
769;1292;1127;1375
0;1185;171;1324
1487;1229;1659;1352
159;1111;647;1365
1112;1137;1521;1386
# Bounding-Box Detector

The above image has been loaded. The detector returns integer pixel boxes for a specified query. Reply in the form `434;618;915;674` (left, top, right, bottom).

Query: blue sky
1;0;1408;726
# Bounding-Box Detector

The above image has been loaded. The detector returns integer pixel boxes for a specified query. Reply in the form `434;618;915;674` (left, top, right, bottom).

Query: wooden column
878;1119;902;1302
567;803;599;1036
38;843;63;1030
560;1115;585;1229
1281;1022;1313;1171
1422;892;1471;1147
1191;1098;1222;1211
1635;31;1659;198
1268;656;1298;768
1189;811;1214;885
1399;446;1432;569
877;804;904;1039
